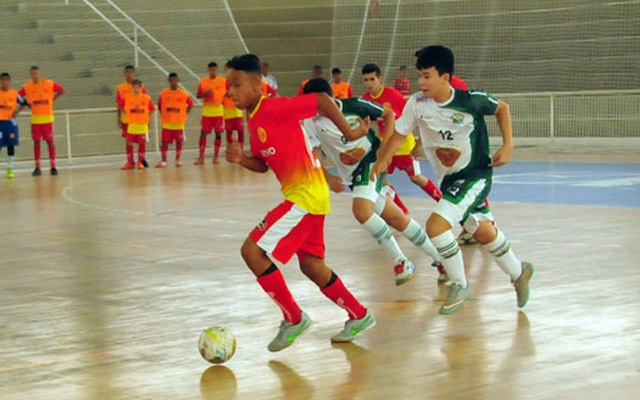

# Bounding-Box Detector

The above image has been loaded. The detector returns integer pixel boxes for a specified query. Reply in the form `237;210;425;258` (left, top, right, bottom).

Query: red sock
389;185;409;214
198;136;206;159
226;130;234;144
126;144;134;164
47;143;56;168
484;198;490;208
214;135;222;158
422;179;442;201
257;268;302;324
34;143;41;169
321;275;367;320
161;143;168;162
176;142;183;161
237;129;244;145
138;142;146;163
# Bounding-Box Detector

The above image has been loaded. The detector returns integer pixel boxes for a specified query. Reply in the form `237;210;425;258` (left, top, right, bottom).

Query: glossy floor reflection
0;157;638;400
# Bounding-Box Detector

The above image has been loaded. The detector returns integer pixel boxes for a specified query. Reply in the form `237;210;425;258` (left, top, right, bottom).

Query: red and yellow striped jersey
158;88;193;130
122;93;155;134
363;86;415;155
116;81;146;123
197;76;226;117
19;79;64;124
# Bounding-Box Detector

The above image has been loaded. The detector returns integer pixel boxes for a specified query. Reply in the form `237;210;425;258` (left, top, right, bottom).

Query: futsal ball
198;326;237;364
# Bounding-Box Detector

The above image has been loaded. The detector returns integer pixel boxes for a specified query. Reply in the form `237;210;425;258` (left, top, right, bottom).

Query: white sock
402;219;441;263
8;155;15;169
431;230;467;287
362;214;406;264
483;229;522;281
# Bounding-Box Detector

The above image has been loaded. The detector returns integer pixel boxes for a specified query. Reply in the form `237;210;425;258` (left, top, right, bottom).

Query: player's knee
472;222;497;245
352;201;374;224
426;213;451;238
240;237;261;265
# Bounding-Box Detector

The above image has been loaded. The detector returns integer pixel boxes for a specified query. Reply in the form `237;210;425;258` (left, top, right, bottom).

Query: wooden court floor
1;155;639;400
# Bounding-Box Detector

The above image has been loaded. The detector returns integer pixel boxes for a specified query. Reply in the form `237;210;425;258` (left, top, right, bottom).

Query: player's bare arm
488;100;514;167
226;141;268;173
320;165;346;193
316;93;370;141
410;138;424;159
370;131;406;181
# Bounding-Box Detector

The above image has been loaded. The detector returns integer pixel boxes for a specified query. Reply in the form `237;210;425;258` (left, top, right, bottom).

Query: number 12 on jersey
439;130;453;141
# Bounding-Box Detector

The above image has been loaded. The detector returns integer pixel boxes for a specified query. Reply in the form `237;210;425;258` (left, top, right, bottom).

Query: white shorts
433;177;493;234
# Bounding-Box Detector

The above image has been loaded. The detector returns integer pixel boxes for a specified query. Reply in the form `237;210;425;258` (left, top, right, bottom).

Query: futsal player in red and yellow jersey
119;79;155;170
361;63;442;204
157;73;193;168
196;62;226;165
19;66;64;176
330;68;353;99
260;81;277;98
116;65;148;168
296;65;323;96
225;54;376;352
222;61;246;149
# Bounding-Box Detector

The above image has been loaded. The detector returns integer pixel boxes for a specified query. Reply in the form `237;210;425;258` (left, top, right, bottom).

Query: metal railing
7;89;640;162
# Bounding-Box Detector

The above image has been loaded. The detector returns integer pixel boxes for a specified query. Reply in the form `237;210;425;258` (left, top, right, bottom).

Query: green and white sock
362;214;406;264
431;230;467;287
402;219;441;263
483;229;522;281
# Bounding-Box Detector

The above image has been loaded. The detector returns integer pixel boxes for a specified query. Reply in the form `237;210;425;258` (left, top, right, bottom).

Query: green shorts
433;176;494;232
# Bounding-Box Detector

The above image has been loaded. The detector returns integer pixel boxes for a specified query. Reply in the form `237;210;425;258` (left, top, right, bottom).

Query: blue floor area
384;161;640;208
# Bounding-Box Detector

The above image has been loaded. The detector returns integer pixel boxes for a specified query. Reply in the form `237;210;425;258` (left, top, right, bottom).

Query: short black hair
168;72;178;79
399;65;407;70
361;63;381;76
208;62;218;68
312;65;323;70
415;45;454;76
30;66;39;71
227;54;261;74
1;72;10;79
331;67;342;74
124;65;135;71
303;77;333;97
132;79;142;86
261;62;269;67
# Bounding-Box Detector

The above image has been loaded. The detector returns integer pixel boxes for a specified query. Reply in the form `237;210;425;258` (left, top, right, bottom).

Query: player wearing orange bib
225;54;375;352
119;79;155;170
297;65;323;96
19;66;64;176
362;63;442;205
196;62;226;165
116;65;148;168
157;73;193;168
330;68;353;99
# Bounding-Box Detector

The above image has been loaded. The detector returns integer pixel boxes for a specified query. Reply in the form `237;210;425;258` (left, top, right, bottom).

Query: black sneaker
51;167;59;176
32;167;42;176
141;159;149;168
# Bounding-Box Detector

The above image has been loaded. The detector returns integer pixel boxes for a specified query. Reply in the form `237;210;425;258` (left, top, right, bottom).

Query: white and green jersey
396;89;498;183
304;97;383;184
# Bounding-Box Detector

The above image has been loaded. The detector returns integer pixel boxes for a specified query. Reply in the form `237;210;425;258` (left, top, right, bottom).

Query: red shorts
249;201;326;264
126;133;146;144
32;123;54;142
201;116;224;134
224;117;244;133
161;129;185;143
388;154;422;177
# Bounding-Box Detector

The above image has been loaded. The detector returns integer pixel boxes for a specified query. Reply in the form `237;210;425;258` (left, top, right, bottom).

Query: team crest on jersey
451;113;464;124
257;127;267;143
383;102;391;109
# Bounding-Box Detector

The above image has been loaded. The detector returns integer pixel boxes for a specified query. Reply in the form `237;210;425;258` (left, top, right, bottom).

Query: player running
0;73;27;179
371;45;534;315
196;62;226;165
225;54;376;351
19;66;64;176
156;73;193;168
362;63;442;204
302;78;445;285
